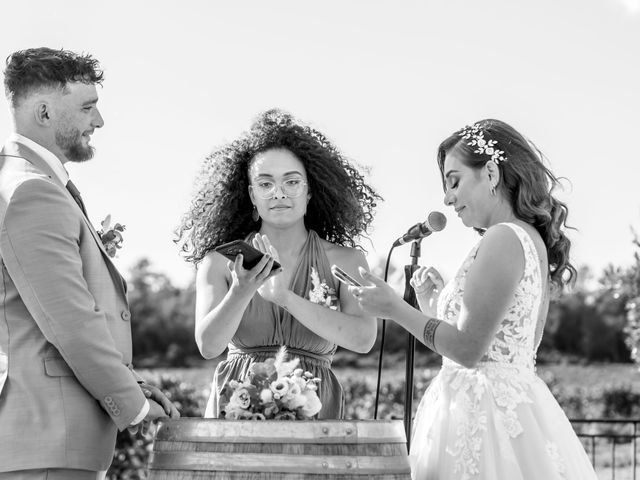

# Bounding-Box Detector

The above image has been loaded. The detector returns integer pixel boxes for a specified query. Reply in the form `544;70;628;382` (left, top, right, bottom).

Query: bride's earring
252;205;260;222
490;184;496;196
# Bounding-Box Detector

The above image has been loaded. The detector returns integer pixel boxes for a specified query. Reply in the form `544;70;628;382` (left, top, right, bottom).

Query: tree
127;258;199;367
609;233;640;364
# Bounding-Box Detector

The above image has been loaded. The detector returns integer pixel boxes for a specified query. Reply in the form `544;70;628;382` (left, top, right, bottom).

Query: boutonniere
308;266;338;310
97;214;125;258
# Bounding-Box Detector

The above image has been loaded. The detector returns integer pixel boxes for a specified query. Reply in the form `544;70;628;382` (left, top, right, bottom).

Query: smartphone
215;240;281;271
331;264;362;287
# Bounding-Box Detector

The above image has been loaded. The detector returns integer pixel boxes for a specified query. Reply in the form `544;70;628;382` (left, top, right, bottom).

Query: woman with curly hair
347;120;596;479
177;109;381;419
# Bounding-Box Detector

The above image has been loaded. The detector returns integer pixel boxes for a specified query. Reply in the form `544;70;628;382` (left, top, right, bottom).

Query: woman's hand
140;383;180;419
227;239;279;298
347;267;405;319
252;234;289;305
410;266;444;316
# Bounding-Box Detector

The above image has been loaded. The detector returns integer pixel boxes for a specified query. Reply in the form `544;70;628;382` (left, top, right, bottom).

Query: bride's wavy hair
176;109;381;264
437;119;577;288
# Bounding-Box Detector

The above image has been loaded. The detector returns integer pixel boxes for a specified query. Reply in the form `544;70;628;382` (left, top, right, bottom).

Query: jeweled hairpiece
458;124;507;164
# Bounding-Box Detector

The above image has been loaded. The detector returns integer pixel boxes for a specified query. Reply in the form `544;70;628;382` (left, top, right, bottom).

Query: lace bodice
437;222;543;371
410;223;595;480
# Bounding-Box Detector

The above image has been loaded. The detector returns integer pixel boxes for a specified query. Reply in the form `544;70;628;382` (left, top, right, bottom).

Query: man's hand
144;399;170;422
127;400;168;436
140;383;180;419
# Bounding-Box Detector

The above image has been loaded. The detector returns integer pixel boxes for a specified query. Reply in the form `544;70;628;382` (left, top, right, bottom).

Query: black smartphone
215;240;281;271
331;264;362;287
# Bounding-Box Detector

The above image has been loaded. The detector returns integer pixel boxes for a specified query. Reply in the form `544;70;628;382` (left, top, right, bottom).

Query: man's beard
55;128;95;162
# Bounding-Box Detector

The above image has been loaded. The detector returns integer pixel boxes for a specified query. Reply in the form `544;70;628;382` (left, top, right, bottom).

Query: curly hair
4;47;104;106
437;119;576;288
177;109;381;264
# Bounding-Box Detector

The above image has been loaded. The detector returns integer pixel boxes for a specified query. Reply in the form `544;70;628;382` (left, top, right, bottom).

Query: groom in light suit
0;48;179;479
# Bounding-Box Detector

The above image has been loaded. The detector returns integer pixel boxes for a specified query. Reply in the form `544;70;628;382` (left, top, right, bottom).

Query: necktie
66;180;88;216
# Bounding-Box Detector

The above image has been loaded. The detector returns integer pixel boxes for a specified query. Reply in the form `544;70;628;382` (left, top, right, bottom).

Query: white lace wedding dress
409;223;597;480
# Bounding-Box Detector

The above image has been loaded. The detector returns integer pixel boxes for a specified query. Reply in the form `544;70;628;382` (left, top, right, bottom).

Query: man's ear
34;102;51;126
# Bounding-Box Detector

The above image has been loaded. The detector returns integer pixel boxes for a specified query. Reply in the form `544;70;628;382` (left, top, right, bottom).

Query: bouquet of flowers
219;347;322;420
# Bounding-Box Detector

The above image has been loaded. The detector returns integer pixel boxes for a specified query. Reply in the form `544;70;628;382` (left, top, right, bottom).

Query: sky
0;0;639;288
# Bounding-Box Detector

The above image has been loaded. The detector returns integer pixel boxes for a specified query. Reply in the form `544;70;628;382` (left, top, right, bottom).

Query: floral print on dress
546;441;568;479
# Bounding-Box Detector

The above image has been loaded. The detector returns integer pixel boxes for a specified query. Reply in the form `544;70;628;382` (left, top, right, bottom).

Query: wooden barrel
147;419;411;479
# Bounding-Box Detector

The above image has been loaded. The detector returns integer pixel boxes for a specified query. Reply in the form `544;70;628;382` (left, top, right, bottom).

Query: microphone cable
373;243;396;419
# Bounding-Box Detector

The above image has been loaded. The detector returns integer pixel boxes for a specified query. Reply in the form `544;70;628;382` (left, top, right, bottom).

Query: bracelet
422;317;442;353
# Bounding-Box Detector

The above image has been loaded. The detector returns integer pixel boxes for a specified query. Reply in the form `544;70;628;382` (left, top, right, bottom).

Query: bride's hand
410;266;444;316
252;234;288;305
347;267;405;319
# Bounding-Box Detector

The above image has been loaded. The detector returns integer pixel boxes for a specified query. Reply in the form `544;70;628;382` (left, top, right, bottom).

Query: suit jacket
0;140;146;472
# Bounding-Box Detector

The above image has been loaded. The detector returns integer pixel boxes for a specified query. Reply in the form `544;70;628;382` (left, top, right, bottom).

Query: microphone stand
402;238;422;451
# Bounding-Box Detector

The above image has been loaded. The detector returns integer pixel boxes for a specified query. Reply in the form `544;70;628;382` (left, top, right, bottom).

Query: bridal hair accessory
459;124;507;165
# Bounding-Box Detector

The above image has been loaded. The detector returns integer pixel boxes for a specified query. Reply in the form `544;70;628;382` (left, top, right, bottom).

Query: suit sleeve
0;179;146;430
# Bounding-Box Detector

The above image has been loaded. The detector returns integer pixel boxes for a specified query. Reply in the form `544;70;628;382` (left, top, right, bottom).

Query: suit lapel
1;140;129;303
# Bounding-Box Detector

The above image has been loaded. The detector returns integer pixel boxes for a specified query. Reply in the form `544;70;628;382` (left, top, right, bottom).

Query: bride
348;119;597;479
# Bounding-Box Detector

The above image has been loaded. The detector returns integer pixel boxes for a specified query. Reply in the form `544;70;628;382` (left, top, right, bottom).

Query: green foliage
601;385;640;418
543;290;630;363
107;374;206;480
589;233;640;365
342;367;439;420
127;259;199;367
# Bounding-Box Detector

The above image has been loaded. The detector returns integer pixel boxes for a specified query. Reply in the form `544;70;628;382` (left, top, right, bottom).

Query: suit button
105;395;113;403
121;311;131;321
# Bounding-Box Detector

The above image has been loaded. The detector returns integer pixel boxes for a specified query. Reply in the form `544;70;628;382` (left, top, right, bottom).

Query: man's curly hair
177;109;381;265
4;47;104;106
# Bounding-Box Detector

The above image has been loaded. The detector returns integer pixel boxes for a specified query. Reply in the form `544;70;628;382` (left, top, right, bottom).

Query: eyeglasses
250;178;308;199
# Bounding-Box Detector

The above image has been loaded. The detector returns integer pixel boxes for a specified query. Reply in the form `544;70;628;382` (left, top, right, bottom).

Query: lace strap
495;223;540;274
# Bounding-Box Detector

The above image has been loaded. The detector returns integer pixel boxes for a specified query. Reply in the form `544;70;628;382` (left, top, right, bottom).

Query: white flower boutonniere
97;214;125;258
308;266;338;310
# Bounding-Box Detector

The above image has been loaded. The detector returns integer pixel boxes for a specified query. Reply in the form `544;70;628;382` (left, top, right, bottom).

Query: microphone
393;211;447;247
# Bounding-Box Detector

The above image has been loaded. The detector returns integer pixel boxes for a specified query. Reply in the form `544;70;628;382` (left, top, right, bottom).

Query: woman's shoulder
196;248;232;283
485;222;545;255
318;237;366;266
476;221;547;270
484;221;539;242
476;223;526;261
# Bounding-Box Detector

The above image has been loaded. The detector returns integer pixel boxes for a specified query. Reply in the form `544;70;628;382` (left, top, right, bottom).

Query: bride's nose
444;190;456;206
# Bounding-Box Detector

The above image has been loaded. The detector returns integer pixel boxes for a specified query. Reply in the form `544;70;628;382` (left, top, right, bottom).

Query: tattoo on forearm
423;317;441;352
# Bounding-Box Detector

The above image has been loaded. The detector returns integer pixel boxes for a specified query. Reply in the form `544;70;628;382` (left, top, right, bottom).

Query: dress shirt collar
8;132;70;185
